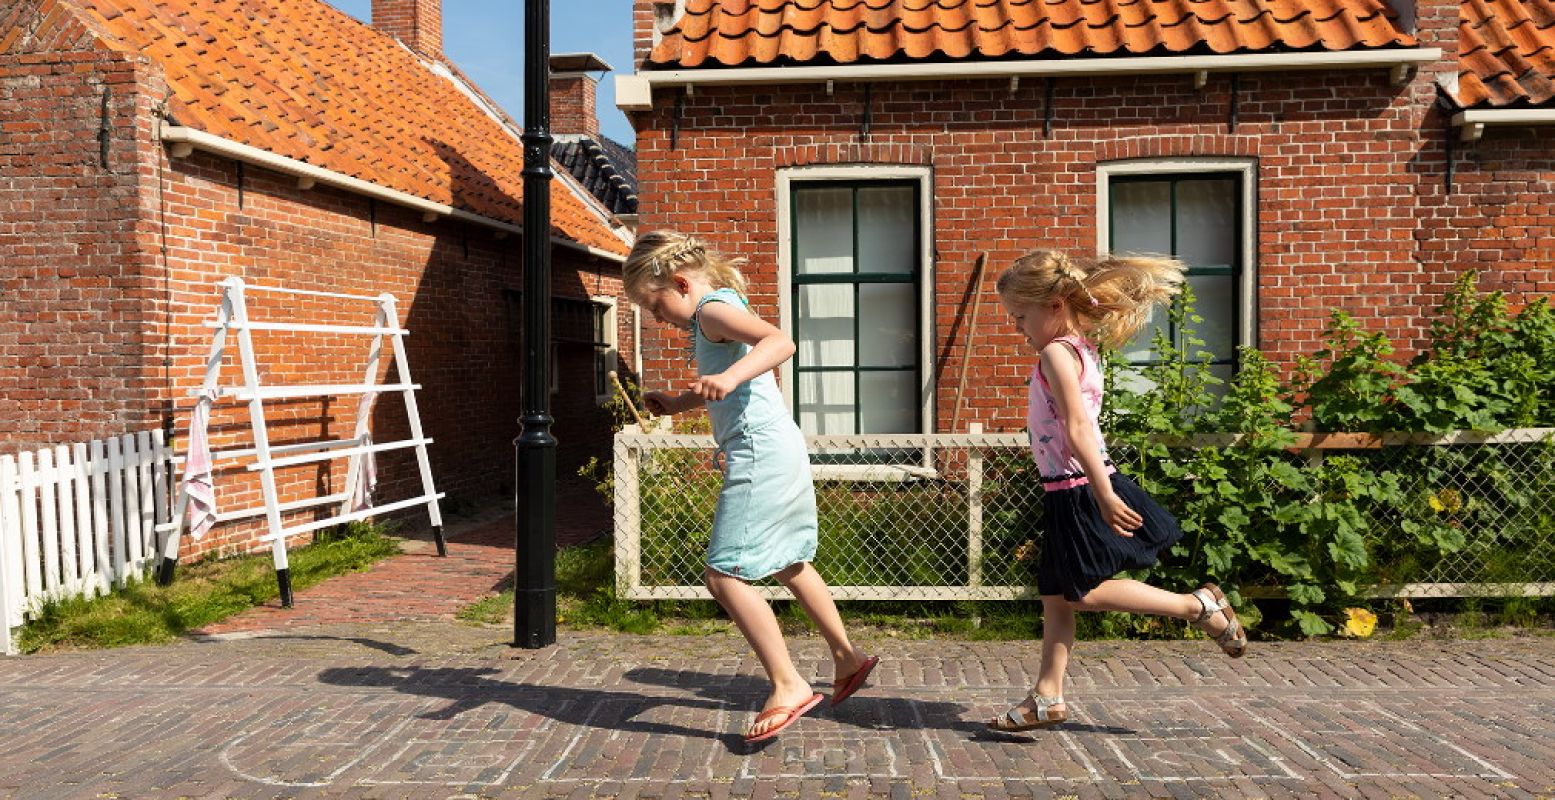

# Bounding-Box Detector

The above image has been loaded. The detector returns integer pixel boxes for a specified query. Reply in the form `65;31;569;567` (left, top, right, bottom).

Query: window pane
856;186;915;274
796;284;855;367
858;283;916;367
1186;274;1236;363
1122;302;1168;362
798;371;855;435
859;371;917;434
796;187;853;275
1111;181;1171;257
1176;179;1237;269
1208;364;1235;394
1112;364;1155;396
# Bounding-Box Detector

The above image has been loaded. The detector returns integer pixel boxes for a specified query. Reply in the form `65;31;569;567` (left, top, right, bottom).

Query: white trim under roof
1451;109;1555;141
616;48;1442;110
159;124;625;263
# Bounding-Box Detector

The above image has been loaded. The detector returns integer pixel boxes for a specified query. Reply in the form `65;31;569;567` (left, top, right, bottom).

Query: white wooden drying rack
155;277;445;606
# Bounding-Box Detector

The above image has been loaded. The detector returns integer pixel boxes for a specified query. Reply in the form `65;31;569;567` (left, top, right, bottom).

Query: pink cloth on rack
184;389;219;540
350;391;378;511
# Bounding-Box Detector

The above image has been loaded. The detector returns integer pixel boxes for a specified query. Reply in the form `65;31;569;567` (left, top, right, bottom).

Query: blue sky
328;1;636;145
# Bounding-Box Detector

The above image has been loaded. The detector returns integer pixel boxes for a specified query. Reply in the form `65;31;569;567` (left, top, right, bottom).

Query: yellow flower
1343;607;1378;638
1430;488;1463;515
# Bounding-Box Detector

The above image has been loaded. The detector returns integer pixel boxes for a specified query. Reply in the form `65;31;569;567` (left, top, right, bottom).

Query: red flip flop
830;655;880;706
744;693;824;743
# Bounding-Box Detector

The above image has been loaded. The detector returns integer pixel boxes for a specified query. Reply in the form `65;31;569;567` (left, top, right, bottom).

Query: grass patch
17;522;401;653
456;591;511;625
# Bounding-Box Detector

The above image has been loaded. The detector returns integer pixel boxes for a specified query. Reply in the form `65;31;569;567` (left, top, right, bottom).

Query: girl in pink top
987;250;1249;734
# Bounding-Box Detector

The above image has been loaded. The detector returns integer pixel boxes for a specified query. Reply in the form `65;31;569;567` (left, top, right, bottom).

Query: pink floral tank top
1027;335;1115;491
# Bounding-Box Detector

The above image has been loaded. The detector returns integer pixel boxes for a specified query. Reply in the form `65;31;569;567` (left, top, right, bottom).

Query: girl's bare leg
1010;594;1075;718
705;568;815;737
774;562;869;679
1072;579;1229;636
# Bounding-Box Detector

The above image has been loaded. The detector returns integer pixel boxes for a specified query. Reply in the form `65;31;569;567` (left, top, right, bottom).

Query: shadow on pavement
248;635;420;656
316;662;996;754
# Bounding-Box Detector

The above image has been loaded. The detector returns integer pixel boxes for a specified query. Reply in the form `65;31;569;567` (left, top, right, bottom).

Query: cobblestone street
2;622;1553;799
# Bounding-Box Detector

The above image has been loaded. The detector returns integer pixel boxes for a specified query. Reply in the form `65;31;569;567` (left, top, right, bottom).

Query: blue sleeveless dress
693;288;818;580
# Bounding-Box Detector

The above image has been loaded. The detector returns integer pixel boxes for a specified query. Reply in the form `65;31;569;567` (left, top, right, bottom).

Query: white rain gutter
616;49;1441;110
159;124;625;263
1451;109;1555;141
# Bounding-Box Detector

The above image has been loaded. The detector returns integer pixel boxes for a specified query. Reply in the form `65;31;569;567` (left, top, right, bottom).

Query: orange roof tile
1457;0;1555;106
59;0;625;254
647;0;1416;68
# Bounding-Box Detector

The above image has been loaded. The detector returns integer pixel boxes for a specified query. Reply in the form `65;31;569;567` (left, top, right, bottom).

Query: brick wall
1417;127;1555;301
1;2;165;450
626;68;1555;436
2;3;633;560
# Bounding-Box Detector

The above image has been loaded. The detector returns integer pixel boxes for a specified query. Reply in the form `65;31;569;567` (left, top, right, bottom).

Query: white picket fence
0;430;173;655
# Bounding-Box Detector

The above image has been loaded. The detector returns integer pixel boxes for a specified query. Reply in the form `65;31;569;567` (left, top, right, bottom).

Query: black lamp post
515;0;556;649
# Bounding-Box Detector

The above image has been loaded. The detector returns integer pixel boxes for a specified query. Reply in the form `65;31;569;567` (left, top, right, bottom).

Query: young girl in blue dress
624;231;878;743
988;249;1248;733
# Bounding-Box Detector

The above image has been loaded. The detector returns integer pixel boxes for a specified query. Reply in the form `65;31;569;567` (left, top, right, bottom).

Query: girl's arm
643;390;705;416
687;301;796;401
1039;342;1144;537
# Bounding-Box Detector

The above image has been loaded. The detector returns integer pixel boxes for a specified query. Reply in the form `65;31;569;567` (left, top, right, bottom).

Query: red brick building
619;0;1554;439
0;0;637;558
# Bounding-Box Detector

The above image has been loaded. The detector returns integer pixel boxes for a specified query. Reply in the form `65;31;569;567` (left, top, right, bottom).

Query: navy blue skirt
1037;472;1183;601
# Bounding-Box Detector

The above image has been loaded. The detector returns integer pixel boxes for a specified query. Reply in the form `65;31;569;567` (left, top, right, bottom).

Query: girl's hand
1095;491;1143;537
688;373;740;402
643;391;677;416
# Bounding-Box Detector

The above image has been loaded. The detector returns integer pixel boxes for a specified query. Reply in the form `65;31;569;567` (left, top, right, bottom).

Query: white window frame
776;164;936;480
1096;158;1258;356
591;295;619;406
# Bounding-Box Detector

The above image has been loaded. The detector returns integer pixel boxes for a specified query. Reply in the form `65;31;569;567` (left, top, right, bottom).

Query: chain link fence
612;426;1555;601
1337;429;1555;598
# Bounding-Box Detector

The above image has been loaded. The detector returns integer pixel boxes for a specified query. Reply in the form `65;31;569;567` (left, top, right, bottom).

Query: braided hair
624;230;748;301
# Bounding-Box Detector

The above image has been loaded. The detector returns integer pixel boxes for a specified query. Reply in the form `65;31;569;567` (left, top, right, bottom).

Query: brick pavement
196;480;610;636
9;489;1555;798
2;627;1554;798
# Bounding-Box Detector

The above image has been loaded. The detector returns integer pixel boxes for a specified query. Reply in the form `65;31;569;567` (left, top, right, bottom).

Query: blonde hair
623;230;748;301
996;250;1186;349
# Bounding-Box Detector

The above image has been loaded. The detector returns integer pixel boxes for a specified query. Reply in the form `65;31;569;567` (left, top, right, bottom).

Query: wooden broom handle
608;371;649;428
951;252;989;434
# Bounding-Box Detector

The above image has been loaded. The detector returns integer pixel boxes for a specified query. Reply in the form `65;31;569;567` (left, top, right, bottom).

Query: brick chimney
372;0;442;61
1383;0;1458;100
635;1;686;68
550;53;611;136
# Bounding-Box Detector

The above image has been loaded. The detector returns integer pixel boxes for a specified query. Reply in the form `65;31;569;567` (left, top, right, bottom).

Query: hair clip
1089;297;1100;307
651;258;663;277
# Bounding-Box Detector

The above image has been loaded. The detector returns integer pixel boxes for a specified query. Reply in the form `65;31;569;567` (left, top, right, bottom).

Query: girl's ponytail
1079;255;1187;349
999;250;1185;349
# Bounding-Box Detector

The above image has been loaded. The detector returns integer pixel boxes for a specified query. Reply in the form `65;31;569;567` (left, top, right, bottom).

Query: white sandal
986;693;1067;732
1192;582;1248;658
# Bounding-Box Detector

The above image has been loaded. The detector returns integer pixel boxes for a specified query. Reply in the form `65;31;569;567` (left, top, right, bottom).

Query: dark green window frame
1107;173;1244;372
789;179;924;449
